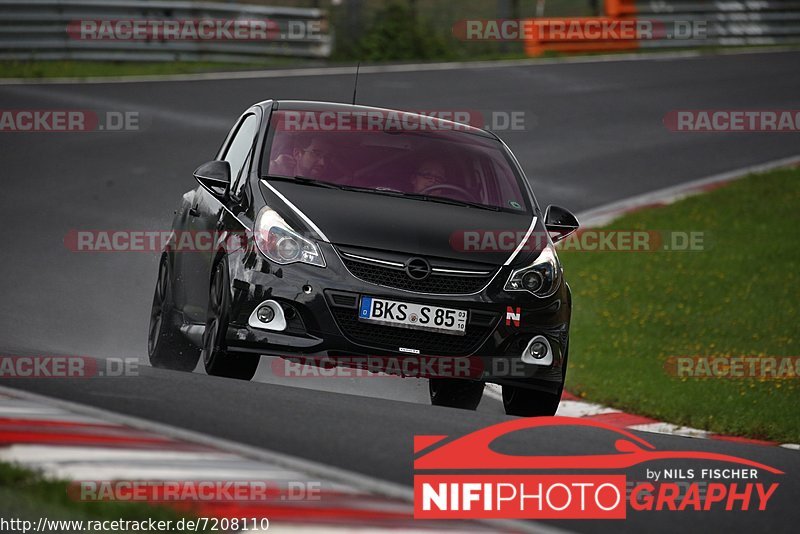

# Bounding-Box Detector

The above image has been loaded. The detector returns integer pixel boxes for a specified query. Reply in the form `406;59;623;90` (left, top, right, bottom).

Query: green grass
561;167;800;443
0;59;317;79
0;461;210;532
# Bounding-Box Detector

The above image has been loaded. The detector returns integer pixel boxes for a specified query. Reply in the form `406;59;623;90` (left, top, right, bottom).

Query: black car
148;100;579;415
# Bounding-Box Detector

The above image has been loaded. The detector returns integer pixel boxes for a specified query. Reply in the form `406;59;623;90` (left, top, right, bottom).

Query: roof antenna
351;62;361;105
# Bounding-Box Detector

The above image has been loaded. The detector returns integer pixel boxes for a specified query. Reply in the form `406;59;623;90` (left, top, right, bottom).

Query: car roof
256;99;497;140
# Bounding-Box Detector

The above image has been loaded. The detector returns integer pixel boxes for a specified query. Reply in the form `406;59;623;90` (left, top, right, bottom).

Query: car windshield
261;109;530;212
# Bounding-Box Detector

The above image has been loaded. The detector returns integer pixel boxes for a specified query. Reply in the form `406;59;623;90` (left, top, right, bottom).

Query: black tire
202;257;259;380
502;339;569;417
429;378;485;410
502;385;561;417
148;256;201;372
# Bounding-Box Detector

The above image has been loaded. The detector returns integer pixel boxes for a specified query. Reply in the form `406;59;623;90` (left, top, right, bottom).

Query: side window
223;114;258;198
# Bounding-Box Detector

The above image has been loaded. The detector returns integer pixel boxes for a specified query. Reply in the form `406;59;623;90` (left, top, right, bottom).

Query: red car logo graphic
414;416;783;473
414;417;784;519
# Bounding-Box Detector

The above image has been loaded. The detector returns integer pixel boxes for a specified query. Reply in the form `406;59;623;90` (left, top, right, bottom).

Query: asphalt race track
1;50;799;532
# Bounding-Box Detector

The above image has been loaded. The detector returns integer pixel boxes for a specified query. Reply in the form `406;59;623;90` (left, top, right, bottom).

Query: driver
270;133;332;179
410;160;447;194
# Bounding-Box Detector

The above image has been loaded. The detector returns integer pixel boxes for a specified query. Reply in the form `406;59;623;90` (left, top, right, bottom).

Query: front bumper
223;243;571;392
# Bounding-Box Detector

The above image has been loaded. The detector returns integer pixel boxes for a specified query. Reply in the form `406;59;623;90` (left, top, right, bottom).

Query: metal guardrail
609;0;800;48
0;0;332;62
525;0;800;55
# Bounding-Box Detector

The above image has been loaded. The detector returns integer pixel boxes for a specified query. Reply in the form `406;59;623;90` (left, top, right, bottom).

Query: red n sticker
506;306;521;327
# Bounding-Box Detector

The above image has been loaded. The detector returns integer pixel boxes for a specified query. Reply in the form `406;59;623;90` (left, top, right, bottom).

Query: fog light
248;299;287;332
257;305;275;323
521;335;553;366
528;340;548;359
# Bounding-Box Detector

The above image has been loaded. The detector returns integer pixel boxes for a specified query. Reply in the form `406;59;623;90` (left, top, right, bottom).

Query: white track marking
627;423;712;439
484;386;622;418
0;405;68;415
0;445;238;463
0;384;565;534
576;154;800;227
42;466;347;484
556;400;620;418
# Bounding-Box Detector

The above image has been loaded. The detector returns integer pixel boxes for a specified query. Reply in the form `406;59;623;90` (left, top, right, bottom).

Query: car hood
261;180;539;266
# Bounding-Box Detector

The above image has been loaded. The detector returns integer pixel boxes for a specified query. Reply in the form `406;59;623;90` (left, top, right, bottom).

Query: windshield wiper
398;192;501;211
264;175;500;211
342;186;501;211
264;176;399;196
344;186;500;211
264;175;344;190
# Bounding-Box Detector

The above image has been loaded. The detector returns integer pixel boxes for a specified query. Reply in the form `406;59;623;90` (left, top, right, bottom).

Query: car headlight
254;208;325;267
504;242;561;297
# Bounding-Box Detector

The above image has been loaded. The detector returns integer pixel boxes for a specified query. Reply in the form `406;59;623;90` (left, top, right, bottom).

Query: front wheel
202;258;259;381
429;378;485;410
502;385;561;416
148;256;201;372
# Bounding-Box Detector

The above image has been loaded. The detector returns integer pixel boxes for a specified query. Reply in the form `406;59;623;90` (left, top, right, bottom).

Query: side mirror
193;160;231;198
544;205;579;243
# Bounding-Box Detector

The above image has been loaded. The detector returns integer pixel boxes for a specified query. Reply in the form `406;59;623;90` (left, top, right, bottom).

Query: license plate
358;296;467;336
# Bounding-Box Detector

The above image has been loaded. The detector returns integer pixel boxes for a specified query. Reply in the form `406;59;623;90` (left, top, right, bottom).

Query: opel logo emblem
405;257;431;281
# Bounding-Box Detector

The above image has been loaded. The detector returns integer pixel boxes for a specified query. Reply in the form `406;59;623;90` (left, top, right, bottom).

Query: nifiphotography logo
413;417;783;519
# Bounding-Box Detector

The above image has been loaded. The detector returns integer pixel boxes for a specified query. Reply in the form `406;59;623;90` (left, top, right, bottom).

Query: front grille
341;256;495;294
329;305;496;356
